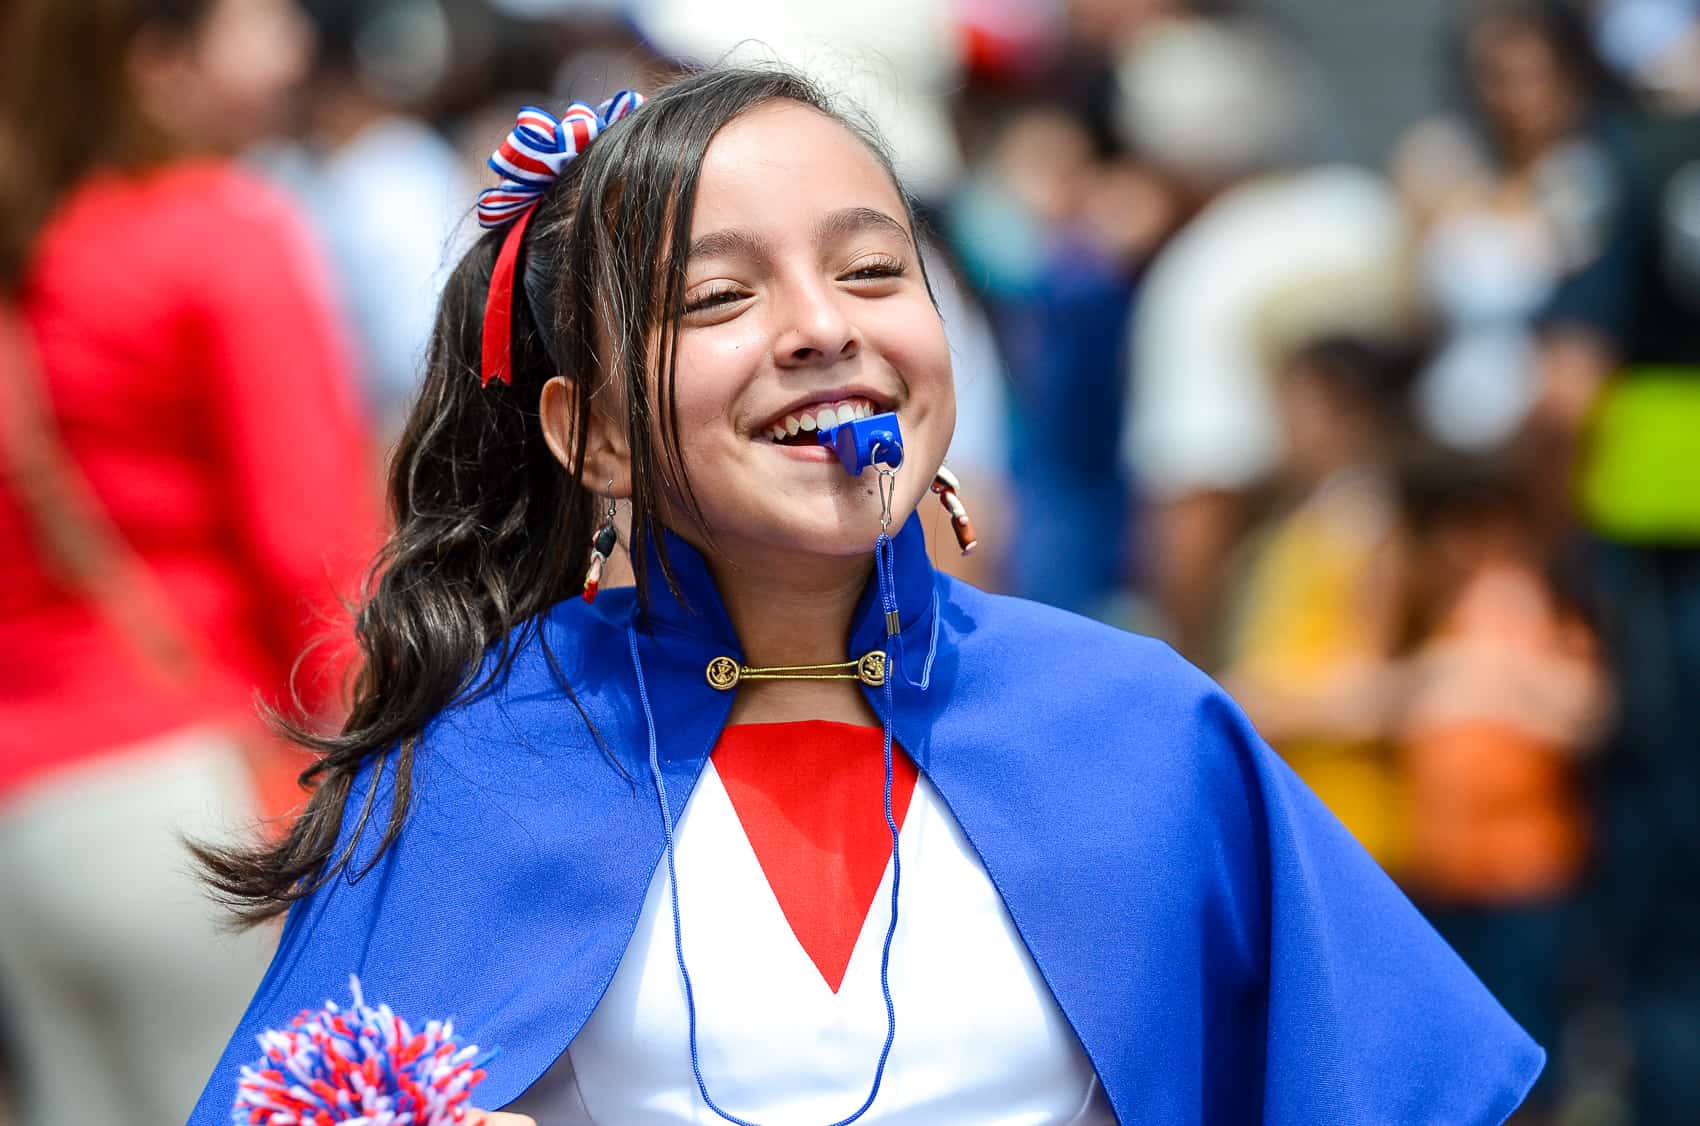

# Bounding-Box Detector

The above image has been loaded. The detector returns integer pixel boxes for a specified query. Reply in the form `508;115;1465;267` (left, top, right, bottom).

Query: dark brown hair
0;0;213;288
195;65;929;924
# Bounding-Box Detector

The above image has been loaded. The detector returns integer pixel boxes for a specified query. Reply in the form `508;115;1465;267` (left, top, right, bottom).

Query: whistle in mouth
818;411;904;475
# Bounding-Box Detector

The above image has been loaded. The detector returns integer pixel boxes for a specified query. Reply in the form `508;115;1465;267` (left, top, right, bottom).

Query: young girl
191;67;1541;1123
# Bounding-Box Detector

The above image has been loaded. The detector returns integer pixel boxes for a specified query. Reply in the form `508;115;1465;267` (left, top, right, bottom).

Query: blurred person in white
629;0;1015;592
1113;17;1410;661
0;0;379;1122
287;0;474;443
1392;1;1618;455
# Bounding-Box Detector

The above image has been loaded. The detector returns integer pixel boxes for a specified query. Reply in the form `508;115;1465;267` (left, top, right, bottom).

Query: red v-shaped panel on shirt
711;721;918;993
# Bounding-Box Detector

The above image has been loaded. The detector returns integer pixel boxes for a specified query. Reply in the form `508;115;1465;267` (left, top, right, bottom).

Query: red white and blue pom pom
231;976;494;1125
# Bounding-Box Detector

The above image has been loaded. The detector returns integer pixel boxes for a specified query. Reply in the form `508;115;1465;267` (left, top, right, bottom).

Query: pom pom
232;975;494;1125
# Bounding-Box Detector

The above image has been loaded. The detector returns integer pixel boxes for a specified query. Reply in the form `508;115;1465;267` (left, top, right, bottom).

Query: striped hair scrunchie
479;91;646;385
476;92;645;229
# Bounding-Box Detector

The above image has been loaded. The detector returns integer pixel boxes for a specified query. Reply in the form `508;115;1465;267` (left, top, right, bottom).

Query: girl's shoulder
927;577;1263;807
419;606;626;750
937;575;1219;711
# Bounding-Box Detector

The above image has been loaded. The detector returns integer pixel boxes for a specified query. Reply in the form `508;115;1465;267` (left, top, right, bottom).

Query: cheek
875;307;954;428
665;333;770;491
669;333;752;430
860;292;942;366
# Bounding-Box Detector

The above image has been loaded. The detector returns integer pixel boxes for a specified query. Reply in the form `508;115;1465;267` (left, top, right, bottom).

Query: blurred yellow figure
1223;337;1411;871
1226;475;1408;870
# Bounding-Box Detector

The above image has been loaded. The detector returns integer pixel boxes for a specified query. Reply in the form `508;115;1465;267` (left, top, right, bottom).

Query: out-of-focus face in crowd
128;0;312;154
0;0;307;279
1468;11;1586;163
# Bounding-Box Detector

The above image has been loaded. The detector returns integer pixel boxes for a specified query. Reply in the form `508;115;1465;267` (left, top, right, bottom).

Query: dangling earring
582;490;620;603
931;465;978;555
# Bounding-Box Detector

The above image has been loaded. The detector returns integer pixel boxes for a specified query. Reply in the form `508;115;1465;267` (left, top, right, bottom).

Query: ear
540;376;631;497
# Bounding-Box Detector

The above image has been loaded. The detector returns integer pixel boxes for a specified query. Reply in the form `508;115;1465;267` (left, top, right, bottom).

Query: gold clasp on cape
706;651;885;690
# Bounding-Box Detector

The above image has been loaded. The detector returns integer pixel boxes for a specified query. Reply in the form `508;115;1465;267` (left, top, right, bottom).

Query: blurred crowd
2;0;1699;1122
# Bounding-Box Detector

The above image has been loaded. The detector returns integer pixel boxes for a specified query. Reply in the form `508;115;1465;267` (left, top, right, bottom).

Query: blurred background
2;0;1698;1122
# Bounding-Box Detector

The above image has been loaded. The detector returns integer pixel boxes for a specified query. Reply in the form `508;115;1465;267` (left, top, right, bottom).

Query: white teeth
764;398;883;443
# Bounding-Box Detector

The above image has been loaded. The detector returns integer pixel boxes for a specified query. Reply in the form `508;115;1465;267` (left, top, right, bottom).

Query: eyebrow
686;226;773;265
813;206;914;250
685;206;913;265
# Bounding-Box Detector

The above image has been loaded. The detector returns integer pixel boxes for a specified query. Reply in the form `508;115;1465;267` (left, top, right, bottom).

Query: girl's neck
710;549;874;668
706;546;882;729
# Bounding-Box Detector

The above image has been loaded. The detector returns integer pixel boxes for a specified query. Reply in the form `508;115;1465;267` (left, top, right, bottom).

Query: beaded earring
932;465;978;555
582;492;620;602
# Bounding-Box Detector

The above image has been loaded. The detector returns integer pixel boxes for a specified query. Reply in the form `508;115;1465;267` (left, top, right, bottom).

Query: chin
728;496;909;564
688;453;940;565
763;515;891;560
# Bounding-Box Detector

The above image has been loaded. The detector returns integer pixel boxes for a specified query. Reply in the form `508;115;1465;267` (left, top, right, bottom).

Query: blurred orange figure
1393;453;1606;906
1391;450;1608;1115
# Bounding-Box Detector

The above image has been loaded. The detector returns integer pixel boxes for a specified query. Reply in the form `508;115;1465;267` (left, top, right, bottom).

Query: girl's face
659;102;955;566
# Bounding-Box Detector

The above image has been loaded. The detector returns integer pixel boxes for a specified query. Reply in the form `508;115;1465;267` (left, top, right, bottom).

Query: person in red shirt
0;1;379;1122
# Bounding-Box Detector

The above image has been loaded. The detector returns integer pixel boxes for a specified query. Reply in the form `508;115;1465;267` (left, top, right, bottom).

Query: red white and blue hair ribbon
479;91;645;386
230;975;493;1125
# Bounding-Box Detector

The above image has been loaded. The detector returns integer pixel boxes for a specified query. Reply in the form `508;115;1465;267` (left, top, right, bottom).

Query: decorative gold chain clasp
705;651;885;690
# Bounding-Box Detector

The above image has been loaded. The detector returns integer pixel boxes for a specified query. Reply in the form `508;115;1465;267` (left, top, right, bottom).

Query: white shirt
510;753;1114;1124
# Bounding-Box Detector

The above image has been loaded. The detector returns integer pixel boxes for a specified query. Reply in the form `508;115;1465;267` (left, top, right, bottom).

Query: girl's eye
843;256;907;283
683;286;746;315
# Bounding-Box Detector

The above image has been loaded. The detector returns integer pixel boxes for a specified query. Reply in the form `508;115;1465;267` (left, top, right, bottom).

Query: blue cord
627;555;903;1126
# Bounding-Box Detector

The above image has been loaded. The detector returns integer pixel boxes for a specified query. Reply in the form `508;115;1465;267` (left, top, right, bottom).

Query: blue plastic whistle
817;411;904;475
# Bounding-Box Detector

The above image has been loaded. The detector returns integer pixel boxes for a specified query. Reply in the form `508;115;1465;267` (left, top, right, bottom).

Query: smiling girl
190;67;1540;1124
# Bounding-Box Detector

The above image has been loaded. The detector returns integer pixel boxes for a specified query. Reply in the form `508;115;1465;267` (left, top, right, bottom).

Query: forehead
689;101;908;236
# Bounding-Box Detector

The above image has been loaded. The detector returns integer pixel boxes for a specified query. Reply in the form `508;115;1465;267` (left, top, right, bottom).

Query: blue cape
191;516;1541;1123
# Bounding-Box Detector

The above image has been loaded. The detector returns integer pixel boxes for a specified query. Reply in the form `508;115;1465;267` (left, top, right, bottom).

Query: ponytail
195;227;600;923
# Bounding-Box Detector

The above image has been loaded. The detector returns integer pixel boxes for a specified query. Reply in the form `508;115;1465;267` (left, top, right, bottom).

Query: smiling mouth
763;396;884;447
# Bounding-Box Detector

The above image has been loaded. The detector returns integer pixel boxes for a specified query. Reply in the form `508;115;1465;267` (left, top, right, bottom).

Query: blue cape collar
581;512;943;762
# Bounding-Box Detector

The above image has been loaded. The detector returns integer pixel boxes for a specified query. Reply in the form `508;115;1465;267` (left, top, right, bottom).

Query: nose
773;278;860;369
